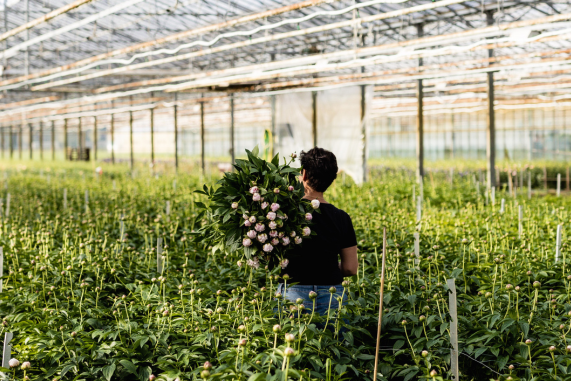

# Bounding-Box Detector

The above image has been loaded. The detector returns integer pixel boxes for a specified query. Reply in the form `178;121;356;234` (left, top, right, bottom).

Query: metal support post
486;10;496;189
486;72;496;189
64;119;68;160
93;116;97;160
110;114;115;164
416;79;424;182
51;121;55;160
129;111;134;170
18;124;22;159
270;94;276;157
28;123;32;160
1;127;3;159
9;126;12;159
150;108;155;165
311;91;317;147
200;101;205;173
416;23;424;184
78;117;82;159
361;83;367;183
39;121;43;160
174;100;178;171
230;95;235;164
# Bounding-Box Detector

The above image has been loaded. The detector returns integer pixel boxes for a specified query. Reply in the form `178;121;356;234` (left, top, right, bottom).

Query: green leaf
119;360;137;374
102;363;116;381
138;366;152;381
247;373;266;381
61;364;75;378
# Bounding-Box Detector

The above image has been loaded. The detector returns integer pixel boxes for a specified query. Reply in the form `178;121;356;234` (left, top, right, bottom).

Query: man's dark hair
300;147;338;192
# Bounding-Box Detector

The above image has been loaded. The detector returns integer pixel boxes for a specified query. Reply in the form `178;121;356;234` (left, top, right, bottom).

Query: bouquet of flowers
194;147;319;265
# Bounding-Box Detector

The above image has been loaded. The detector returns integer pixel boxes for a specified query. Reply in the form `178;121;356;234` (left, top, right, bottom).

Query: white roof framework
0;0;570;122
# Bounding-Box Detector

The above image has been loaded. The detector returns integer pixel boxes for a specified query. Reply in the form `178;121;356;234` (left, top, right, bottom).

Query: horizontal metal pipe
28;0;471;91
0;0;341;88
0;0;96;42
0;0;146;61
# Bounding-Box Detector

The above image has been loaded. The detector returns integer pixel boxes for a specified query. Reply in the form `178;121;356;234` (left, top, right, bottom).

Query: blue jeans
276;283;348;316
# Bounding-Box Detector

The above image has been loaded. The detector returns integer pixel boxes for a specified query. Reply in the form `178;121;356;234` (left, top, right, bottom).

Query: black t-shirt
280;203;357;285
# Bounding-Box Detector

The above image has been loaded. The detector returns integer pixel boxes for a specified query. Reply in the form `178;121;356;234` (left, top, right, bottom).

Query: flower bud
273;324;282;333
284;347;295;357
309;291;317;300
421;350;428;358
311;199;320;209
329;286;336;294
288;186;294;191
9;359;20;368
238;338;247;346
203;361;212;370
305;213;313;221
231;202;238;209
273;188;280;194
285;333;295;343
533;281;541;289
429;370;437;377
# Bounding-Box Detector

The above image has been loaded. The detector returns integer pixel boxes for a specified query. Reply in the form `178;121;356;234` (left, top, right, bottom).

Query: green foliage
2;163;571;381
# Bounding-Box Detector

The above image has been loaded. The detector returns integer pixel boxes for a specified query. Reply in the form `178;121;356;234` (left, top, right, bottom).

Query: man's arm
339;245;358;277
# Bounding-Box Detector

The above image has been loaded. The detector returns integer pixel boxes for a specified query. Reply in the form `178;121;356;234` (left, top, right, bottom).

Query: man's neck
303;186;327;203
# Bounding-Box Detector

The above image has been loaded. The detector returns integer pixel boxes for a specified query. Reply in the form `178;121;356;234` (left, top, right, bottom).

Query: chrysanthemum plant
194;147;319;265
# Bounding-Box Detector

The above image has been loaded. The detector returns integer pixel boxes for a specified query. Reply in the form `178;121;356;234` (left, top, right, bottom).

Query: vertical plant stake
447;278;459;381
157;237;164;274
555;224;562;263
2;332;13;369
491;187;496;205
85;190;89;213
416;196;422;223
528;172;532;200
414;232;420;269
557;173;561;197
166;201;171;222
412;185;415;208
373;227;387;381
500;199;505;214
63;189;67;210
518;206;523;239
173;179;177;192
5;193;10;218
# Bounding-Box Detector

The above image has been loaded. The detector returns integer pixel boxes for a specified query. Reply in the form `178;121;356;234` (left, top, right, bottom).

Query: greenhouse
1;0;571;380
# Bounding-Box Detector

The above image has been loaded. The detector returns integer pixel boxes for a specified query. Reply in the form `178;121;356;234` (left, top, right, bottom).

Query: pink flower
244;220;251;227
268;221;277;230
269;230;278;237
263;243;274;252
242;238;252;247
278;231;285;238
242;214;249;220
252;193;261;202
257;233;268;243
249;186;259;194
305;213;313;221
290;231;296;237
281;259;289;269
261;202;269;209
271;238;279;246
288;185;294;191
231;202;239;209
271;203;280;212
267;212;276;221
273;188;280;194
282;237;290;245
247;258;260;269
255;223;265;232
249;216;257;223
295;237;302;244
237;260;243;267
247;230;257;239
302;227;311;236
